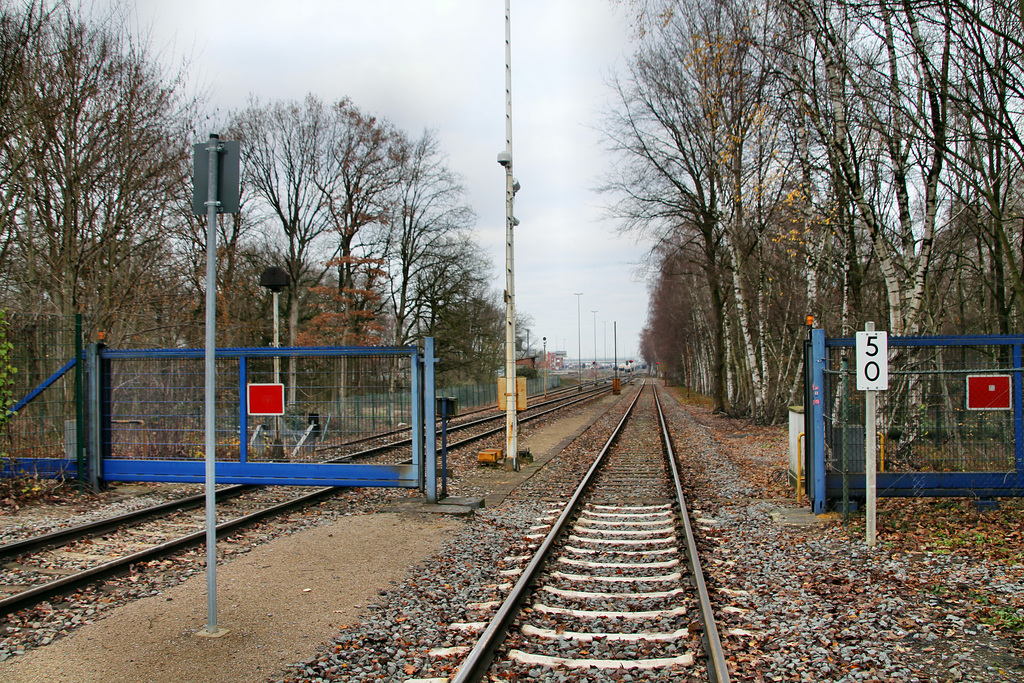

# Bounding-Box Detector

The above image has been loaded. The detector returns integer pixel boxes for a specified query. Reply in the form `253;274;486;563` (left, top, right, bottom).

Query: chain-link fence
824;340;1018;489
1;314;80;474
104;349;415;464
3;323;569;480
437;372;562;411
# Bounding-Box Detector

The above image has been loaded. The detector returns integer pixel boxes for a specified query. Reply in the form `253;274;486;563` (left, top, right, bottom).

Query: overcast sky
130;0;650;362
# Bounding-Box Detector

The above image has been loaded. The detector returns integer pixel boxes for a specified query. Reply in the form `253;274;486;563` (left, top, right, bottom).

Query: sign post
193;134;240;638
855;322;888;547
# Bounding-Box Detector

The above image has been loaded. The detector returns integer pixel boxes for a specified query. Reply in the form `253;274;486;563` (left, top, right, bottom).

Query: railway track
0;485;339;618
318;380;615;462
318;379;611;452
0;380;619;622
449;381;729;682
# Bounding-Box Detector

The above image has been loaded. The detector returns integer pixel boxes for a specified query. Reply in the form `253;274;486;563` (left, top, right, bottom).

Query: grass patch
668;385;713;408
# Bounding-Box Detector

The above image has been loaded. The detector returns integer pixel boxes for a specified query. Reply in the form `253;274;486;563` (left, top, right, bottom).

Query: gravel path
1;513;457;683
281;385;1023;682
660;392;1024;683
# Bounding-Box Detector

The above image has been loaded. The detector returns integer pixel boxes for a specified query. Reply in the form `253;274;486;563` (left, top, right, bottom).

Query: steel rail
0;382;618;618
0;385;613;569
313;382;595;451
439;384;614;456
0;484;339;618
653;384;730;683
319;382;613;460
450;383;644;683
0;486;253;561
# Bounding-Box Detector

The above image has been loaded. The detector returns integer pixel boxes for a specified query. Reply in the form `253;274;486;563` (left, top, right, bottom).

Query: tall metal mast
501;0;519;470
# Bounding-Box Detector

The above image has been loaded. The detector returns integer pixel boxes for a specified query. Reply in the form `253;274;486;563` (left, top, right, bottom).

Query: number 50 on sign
856;331;889;391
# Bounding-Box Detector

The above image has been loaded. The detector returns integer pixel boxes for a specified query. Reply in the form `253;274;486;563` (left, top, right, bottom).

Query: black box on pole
192;140;241;215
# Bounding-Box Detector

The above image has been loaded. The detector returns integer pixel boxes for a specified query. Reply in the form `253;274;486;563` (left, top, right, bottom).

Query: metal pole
502;0;518;472
273;290;280;383
543;337;548;397
75;313;84;490
425;337;438;502
440;399;448;499
592;310;597;381
574;293;582;389
273;289;280;443
865;325;877;547
202;133;224;636
841;357;850;526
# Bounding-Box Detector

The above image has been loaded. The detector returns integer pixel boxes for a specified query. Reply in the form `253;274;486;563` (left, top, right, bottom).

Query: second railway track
0;381;619;624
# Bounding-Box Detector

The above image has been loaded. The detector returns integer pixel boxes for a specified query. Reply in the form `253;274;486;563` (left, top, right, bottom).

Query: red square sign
247;383;285;415
966;375;1011;411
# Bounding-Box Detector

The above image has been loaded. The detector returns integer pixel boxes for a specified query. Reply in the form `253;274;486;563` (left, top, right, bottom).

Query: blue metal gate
6;340;440;493
805;330;1024;513
89;342;436;489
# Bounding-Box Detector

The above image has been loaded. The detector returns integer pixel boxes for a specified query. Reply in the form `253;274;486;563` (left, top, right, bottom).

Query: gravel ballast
2;383;1022;682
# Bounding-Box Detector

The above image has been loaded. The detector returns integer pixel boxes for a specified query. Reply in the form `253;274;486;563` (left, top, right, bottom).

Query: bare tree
941;0;1024;333
313;99;403;345
605;1;768;414
231;95;336;347
0;2;47;280
790;0;951;335
382;128;476;346
4;2;196;344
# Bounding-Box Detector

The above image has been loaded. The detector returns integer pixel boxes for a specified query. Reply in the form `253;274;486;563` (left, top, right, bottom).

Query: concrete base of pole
195;627;232;639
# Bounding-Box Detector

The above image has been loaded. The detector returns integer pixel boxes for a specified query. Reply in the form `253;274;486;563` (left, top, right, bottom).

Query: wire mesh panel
1;314;80;475
821;336;1023;500
244;352;413;463
105;354;239;462
438;381;498;411
435;372;562;412
103;348;414;465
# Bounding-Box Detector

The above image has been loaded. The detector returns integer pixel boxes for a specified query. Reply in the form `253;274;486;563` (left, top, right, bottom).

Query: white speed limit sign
855;331;889;391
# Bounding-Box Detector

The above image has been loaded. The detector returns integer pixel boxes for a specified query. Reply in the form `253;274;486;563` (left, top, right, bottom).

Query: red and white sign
247;383;285;415
966;375;1011;411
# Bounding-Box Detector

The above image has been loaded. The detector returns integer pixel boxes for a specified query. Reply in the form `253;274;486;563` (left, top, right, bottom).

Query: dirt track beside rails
1;513;456;683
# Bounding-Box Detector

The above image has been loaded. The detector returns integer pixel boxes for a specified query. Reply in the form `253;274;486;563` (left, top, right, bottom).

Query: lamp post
542;336;548;397
259;267;289;453
259;267;290;383
574;293;583;390
591;310;598;381
498;0;520;471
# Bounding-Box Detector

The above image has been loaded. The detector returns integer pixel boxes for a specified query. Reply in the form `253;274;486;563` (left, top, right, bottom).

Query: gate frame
84;341;437;494
804;329;1024;513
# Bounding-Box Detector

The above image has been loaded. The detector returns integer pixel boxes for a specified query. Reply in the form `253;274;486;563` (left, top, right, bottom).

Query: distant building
516;355;537;369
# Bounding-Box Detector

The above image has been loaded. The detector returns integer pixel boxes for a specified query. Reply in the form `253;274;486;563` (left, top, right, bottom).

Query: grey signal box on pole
192;140;241;215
